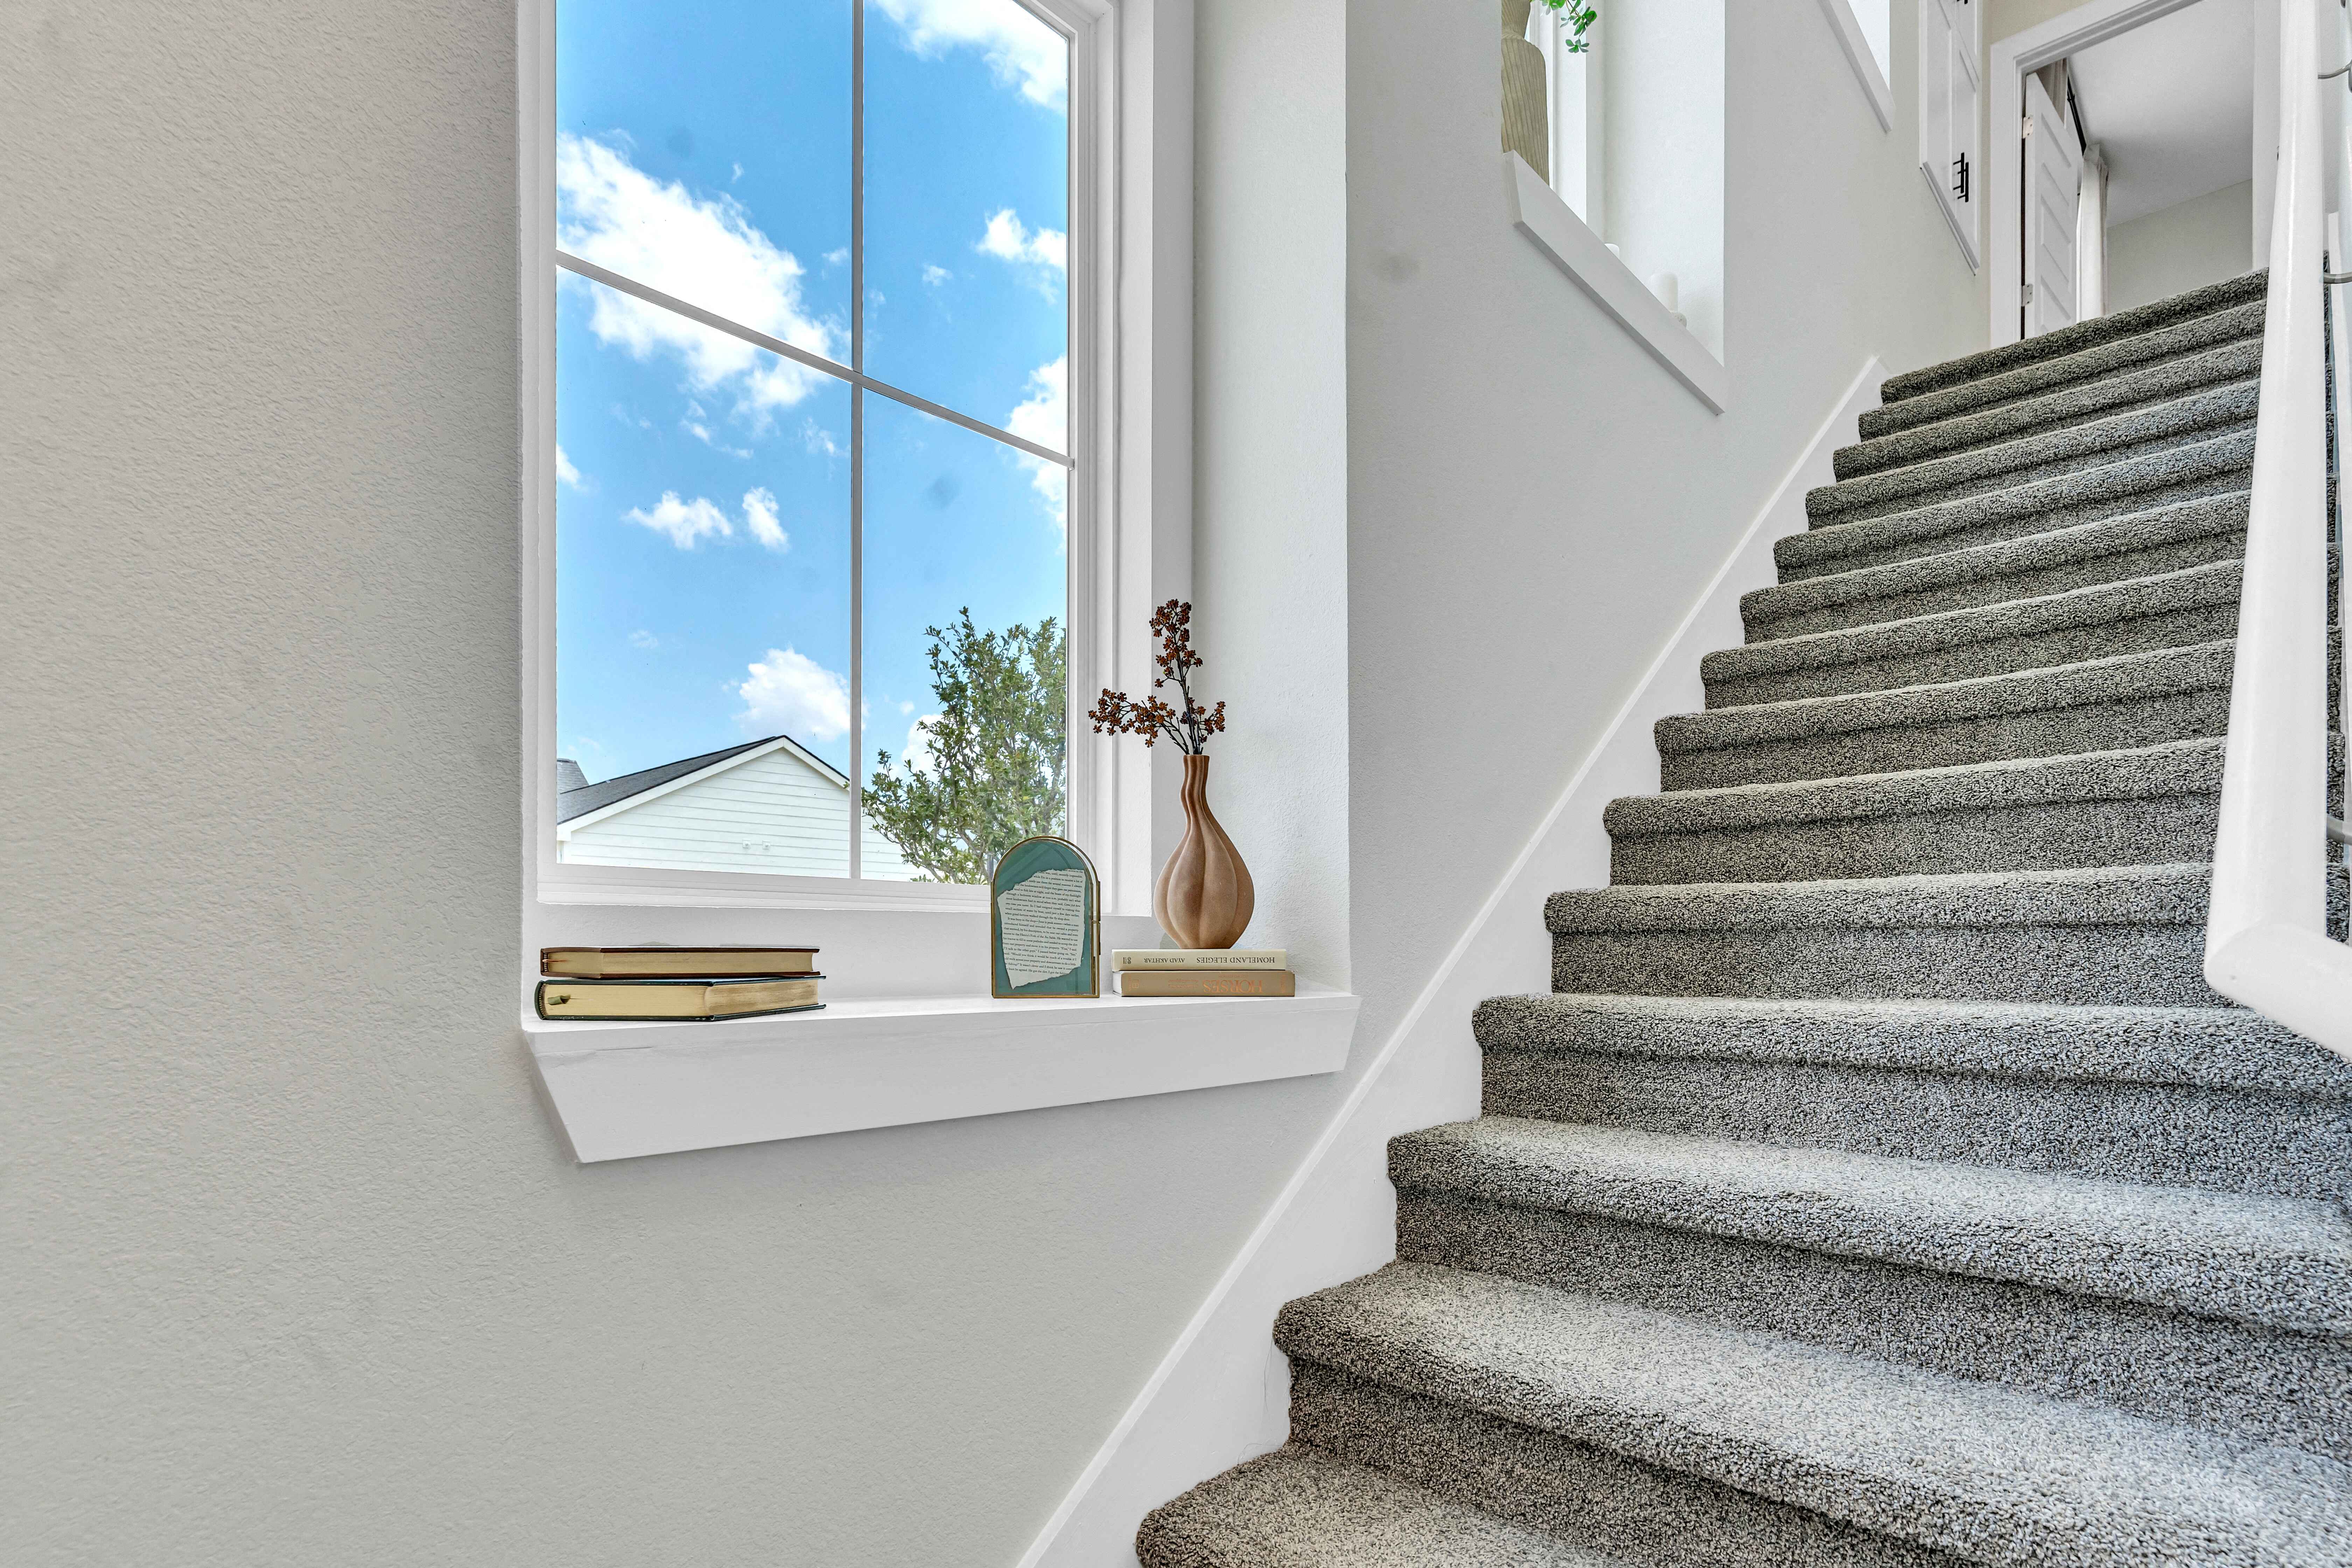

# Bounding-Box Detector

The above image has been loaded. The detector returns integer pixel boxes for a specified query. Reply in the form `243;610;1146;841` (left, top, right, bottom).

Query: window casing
520;0;1160;926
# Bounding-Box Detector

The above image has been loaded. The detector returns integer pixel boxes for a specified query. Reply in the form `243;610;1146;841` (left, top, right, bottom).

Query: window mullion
849;0;865;879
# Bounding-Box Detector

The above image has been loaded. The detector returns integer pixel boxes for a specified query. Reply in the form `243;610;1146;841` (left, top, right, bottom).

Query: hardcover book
1108;948;1287;970
541;945;818;979
1114;969;1296;998
534;975;823;1021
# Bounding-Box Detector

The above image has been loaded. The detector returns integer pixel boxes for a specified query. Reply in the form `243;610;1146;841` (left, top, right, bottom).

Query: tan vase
1500;0;1550;182
1154;754;1255;950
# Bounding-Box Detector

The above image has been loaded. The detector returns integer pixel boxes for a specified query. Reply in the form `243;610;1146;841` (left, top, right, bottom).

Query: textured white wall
1;2;1328;1563
2106;178;2255;312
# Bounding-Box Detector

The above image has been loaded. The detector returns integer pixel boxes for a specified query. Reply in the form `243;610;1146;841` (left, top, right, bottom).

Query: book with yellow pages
541;945;818;979
1114;968;1295;998
535;974;823;1021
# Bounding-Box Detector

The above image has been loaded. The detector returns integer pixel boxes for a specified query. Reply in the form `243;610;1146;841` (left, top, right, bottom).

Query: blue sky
554;0;1069;796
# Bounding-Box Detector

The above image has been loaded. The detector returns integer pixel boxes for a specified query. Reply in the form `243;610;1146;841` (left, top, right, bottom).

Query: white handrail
2203;0;2352;1059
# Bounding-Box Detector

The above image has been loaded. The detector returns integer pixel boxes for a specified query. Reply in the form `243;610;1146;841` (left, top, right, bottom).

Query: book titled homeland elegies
1115;968;1296;998
1108;948;1287;971
535;975;823;1022
541;944;818;979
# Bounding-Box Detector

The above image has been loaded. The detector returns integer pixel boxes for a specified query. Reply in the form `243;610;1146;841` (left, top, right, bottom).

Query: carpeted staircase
1139;272;2352;1566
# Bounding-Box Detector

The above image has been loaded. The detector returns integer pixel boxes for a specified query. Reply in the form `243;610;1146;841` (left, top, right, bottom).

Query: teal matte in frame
990;836;1100;998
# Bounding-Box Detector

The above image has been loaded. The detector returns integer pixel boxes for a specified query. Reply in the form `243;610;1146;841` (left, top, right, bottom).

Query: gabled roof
558;735;846;824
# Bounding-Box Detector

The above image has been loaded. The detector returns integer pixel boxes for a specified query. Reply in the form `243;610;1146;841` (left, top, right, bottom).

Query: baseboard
1015;357;1888;1568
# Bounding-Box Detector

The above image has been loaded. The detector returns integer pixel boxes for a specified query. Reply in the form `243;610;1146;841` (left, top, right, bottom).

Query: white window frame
1817;0;1895;131
517;0;1179;942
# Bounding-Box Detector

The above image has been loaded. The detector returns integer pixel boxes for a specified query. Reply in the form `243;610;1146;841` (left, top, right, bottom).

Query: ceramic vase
1500;0;1550;181
1155;754;1255;949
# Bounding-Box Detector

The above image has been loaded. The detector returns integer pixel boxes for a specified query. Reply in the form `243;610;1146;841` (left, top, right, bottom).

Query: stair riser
1610;790;2217;884
1479;1050;2348;1201
1394;1193;2352;1463
1810;399;2256;530
1549;922;2219;1006
1285;1361;1960;1568
1661;688;2229;791
1837;342;2264;480
1780;461;2251;583
1746;528;2246;642
1707;602;2236;709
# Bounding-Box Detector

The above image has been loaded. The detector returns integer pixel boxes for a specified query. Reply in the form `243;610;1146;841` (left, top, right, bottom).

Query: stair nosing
1544;862;2210;934
1391;1118;2352;1336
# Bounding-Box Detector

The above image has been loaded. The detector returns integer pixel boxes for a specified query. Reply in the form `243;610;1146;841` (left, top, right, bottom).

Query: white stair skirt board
1015;359;1885;1568
1505;152;1731;413
526;986;1359;1162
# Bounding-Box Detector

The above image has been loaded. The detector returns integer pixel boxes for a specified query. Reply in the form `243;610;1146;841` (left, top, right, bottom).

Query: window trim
518;0;1167;922
1816;0;1895;132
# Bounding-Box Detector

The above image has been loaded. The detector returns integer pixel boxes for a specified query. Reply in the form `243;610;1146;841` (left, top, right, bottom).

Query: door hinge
1953;152;1971;203
2022;283;2035;305
2022;114;2034;136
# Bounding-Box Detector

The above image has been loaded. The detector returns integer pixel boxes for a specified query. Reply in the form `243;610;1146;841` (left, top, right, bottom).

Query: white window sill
526;983;1360;1162
1504;151;1729;414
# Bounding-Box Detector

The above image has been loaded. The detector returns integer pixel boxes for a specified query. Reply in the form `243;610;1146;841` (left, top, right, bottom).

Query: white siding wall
561;748;916;879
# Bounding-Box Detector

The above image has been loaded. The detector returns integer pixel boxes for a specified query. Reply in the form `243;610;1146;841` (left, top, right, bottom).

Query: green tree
863;609;1066;883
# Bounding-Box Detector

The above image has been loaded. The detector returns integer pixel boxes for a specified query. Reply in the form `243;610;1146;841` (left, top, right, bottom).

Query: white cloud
743;486;789;551
801;420;845;460
897;699;916;715
737;647;851;742
823;247;849;268
557;135;840;420
682;413;752;457
555;445;584;487
922;263;954;287
622;491;732;548
976;208;1066;293
732;161;744;182
1007;356;1068;524
900;713;945;775
629;629;660;650
871;0;1068;108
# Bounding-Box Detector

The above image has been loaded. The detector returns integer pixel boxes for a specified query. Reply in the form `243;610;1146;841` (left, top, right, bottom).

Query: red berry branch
1087;599;1228;756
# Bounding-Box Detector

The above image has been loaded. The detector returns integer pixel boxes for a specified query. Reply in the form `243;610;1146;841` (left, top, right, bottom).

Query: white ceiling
2067;0;2255;226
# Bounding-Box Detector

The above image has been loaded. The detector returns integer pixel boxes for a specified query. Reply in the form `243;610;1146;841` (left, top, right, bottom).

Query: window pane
859;392;1068;884
557;0;850;365
862;0;1069;448
556;274;855;877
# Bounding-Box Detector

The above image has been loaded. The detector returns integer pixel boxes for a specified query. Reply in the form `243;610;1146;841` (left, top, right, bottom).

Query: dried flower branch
1086;599;1229;756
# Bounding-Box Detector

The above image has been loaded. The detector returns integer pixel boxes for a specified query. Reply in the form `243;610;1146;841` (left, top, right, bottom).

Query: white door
2023;72;2082;336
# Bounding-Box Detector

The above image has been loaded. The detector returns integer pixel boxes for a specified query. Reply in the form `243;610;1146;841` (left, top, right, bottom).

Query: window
1918;0;1982;267
1817;0;1894;130
537;0;1087;899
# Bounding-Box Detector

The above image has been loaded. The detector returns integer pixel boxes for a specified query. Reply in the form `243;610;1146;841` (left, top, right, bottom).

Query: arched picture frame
989;836;1101;999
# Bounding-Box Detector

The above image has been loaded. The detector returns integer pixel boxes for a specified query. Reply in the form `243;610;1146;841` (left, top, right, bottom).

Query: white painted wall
1604;0;1727;356
2107;178;2255;311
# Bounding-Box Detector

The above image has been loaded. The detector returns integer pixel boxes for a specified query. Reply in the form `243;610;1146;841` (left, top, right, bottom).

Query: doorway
1988;0;2266;345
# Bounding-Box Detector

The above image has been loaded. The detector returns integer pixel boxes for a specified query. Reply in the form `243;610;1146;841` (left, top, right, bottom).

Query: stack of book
1110;948;1294;997
534;945;824;1021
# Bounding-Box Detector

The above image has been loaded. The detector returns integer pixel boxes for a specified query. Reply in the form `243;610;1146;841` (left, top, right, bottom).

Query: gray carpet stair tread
1657;641;2231;758
1387;1119;2352;1334
1276;1263;2352;1568
1706;560;2239;692
1879;271;2267;405
1138;1447;1626;1568
1545;862;2209;934
1837;338;2263;479
1808;377;2257;525
1863;295;2265;441
1609;739;2221;839
1749;491;2246;635
1470;992;2352;1100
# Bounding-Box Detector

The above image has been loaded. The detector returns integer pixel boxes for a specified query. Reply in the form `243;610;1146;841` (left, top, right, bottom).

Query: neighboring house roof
558;735;847;824
555;758;589;794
